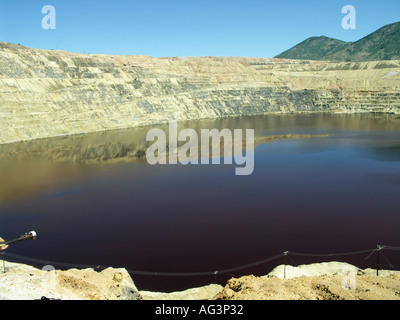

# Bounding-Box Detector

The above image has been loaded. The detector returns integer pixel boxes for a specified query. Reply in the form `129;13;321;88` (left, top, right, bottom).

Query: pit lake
1;113;400;292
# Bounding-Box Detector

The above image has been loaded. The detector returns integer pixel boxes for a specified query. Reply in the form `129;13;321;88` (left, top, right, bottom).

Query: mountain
275;36;348;61
275;21;400;62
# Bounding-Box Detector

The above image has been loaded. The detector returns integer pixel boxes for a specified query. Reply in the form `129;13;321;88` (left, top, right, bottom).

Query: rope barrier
287;248;377;257
2;251;285;277
2;245;399;277
357;248;377;268
378;245;400;251
128;253;285;277
2;252;104;270
209;253;285;276
379;251;395;270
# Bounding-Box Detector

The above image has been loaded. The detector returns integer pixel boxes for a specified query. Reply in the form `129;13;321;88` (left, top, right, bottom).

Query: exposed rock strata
0;42;399;144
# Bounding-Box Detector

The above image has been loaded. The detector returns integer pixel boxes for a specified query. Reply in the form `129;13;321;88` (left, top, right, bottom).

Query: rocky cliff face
0;42;399;144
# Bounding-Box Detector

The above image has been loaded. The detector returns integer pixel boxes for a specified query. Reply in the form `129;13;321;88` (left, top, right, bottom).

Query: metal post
376;245;381;276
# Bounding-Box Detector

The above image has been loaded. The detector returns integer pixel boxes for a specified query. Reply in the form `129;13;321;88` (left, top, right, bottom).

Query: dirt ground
2;259;400;300
214;273;400;300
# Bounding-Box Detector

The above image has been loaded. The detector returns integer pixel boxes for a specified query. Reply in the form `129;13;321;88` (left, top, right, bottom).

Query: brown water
1;113;400;292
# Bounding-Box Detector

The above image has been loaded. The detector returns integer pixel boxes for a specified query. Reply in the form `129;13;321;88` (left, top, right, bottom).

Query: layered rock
0;42;399;144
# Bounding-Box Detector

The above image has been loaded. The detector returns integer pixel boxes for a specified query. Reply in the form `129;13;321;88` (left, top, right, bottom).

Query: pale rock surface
140;284;223;300
266;261;357;279
0;260;142;300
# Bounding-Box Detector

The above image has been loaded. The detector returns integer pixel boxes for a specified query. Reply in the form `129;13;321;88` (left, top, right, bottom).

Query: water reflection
360;144;400;162
0;113;399;205
0;114;343;205
1;113;399;164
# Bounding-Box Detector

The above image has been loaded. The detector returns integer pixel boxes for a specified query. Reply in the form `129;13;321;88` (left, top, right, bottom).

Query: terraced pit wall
0;42;399;144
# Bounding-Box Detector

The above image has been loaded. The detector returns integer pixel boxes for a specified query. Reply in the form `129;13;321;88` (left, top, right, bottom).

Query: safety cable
357;248;377;268
379;251;395;270
378;245;400;251
287;248;376;257
2;246;399;277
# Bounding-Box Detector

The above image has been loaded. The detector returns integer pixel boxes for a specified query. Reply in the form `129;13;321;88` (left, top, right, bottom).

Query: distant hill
275;21;400;62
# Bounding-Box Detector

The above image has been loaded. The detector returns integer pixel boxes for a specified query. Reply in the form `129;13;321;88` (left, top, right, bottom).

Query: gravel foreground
0;260;399;300
214;272;400;300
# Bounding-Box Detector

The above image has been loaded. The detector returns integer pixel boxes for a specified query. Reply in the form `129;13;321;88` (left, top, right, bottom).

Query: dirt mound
214;273;400;300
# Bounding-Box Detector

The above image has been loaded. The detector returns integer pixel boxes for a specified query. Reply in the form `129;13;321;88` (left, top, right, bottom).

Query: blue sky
0;0;399;57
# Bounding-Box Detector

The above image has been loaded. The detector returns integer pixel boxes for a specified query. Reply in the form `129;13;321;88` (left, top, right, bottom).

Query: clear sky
0;0;399;58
